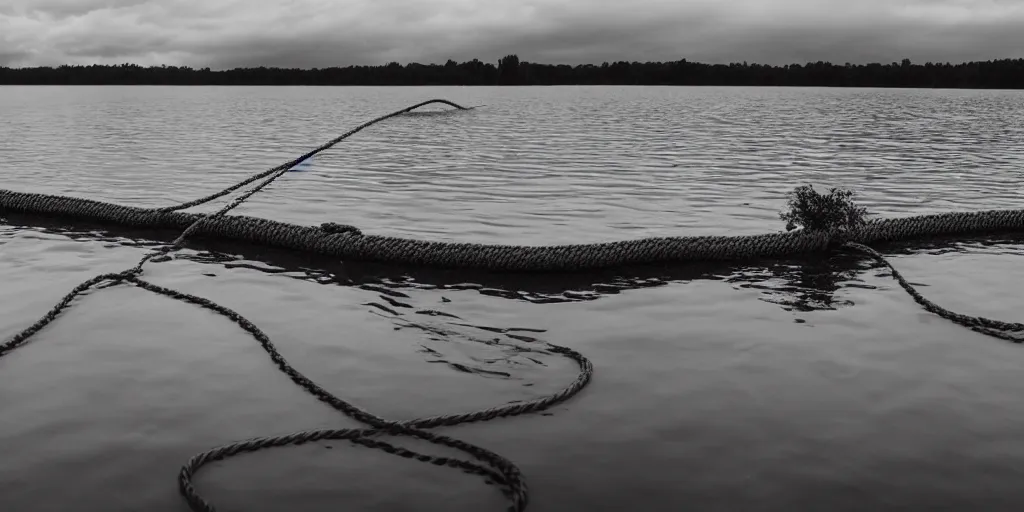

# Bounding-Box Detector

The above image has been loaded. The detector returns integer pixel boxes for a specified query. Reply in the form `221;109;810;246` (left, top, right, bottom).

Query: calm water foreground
2;85;1024;511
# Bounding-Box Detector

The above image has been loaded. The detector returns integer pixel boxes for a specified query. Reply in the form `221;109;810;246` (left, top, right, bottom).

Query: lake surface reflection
2;85;1024;511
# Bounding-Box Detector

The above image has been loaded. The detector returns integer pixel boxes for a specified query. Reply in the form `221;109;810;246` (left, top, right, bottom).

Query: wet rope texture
2;99;1023;512
4;189;1024;271
843;242;1024;342
0;99;593;512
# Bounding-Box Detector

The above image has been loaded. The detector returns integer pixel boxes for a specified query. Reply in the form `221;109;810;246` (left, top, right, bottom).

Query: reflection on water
10;214;1024;379
5;86;1024;512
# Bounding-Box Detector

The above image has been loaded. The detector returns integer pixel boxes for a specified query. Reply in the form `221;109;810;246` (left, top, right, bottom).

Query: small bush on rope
780;185;868;232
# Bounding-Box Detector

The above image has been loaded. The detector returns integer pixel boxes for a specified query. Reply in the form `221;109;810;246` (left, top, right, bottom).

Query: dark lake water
2;85;1024;511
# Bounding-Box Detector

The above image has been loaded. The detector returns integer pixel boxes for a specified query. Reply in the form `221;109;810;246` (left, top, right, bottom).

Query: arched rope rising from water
157;98;476;214
1;100;1024;512
0;99;593;512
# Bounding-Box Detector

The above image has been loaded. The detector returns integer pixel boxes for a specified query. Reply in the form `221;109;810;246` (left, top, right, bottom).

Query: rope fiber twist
1;99;1022;511
0;99;590;512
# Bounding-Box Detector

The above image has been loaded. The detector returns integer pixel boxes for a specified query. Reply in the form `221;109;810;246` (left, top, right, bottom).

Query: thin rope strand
1;99;577;512
2;99;1023;512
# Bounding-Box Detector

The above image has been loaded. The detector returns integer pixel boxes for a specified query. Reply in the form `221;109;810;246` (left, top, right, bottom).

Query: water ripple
4;86;1024;512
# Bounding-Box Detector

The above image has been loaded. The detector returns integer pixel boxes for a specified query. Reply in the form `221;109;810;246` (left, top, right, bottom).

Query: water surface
2;86;1024;511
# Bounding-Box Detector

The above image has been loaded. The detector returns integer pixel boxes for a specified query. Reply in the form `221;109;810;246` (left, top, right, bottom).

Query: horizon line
4;56;1023;72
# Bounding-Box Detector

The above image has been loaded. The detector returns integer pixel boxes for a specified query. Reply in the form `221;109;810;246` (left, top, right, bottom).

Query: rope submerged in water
1;98;1023;511
0;99;592;512
4;189;1024;271
843;242;1024;342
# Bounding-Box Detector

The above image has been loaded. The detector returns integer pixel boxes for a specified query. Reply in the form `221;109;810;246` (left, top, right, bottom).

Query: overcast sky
1;0;1021;69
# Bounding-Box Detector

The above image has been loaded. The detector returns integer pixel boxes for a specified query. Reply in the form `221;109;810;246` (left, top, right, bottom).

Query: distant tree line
1;55;1022;88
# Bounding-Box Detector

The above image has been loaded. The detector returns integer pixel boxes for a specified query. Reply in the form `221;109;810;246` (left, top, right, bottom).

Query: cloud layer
1;0;1022;69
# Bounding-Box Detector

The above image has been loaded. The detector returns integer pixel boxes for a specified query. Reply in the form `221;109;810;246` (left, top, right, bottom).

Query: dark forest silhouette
2;55;1022;88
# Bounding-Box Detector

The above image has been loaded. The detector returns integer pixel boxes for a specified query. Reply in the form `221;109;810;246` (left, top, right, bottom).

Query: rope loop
2;97;1024;512
0;99;587;512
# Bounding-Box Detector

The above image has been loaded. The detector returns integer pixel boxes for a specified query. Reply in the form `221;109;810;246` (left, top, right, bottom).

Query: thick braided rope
0;100;588;511
4;188;1024;270
843;242;1024;342
3;97;1024;510
155;99;473;213
136;100;473;267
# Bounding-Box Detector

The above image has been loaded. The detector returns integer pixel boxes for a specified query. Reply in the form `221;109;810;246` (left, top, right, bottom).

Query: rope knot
321;222;362;236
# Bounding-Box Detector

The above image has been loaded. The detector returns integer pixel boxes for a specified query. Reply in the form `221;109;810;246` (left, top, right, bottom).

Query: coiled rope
0;99;593;512
1;99;1023;511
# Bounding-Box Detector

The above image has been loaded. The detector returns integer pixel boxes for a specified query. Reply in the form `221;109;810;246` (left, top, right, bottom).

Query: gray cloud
0;0;1021;69
0;50;31;67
